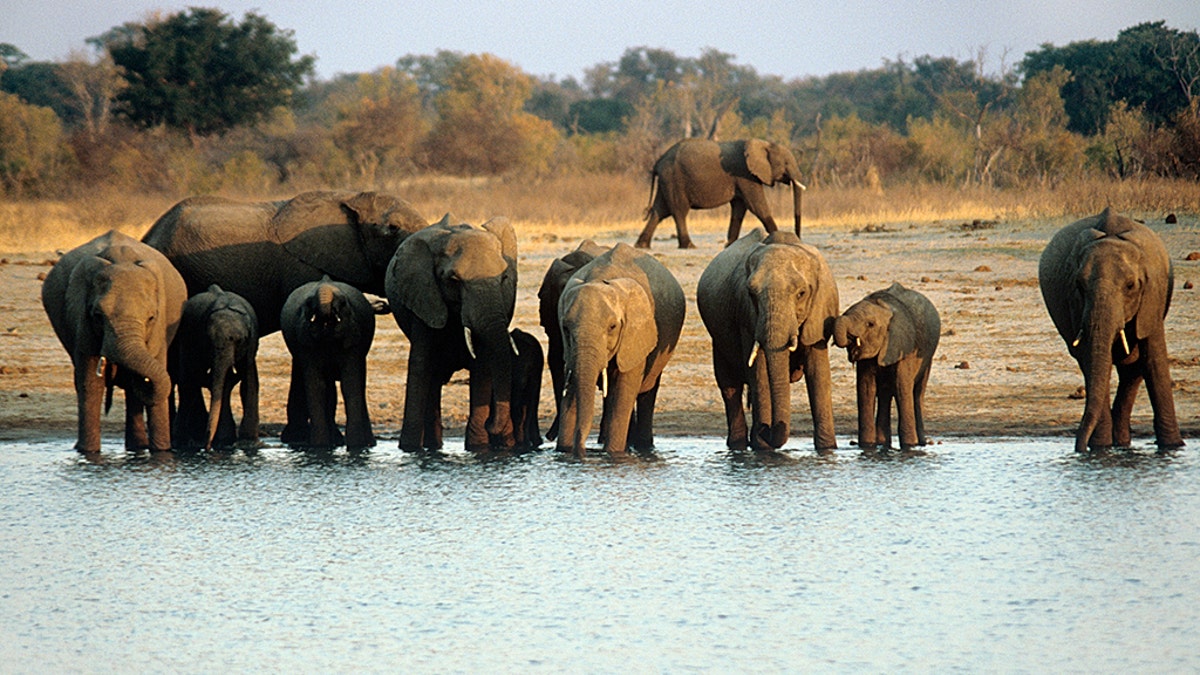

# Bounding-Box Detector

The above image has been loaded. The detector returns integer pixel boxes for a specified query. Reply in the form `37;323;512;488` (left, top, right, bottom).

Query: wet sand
2;214;1197;447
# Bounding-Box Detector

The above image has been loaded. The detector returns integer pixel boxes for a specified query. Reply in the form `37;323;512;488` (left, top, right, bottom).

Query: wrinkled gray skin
557;243;686;458
142;190;427;335
537;239;607;441
42;230;187;453
386;215;519;452
173;284;260;451
634;138;805;249
1039;209;1183;453
697;228;839;452
834;283;940;451
280;277;376;450
510;328;545;451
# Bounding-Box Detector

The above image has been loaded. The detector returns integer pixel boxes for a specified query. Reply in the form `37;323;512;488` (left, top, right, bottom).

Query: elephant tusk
464;327;476;360
510;334;519;356
1120;329;1130;355
600;368;608;398
797;182;808;191
854;336;861;348
747;342;760;368
96;356;106;378
1071;331;1082;348
788;335;800;353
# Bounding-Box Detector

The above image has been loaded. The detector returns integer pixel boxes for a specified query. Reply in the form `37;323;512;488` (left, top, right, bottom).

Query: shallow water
1;436;1197;672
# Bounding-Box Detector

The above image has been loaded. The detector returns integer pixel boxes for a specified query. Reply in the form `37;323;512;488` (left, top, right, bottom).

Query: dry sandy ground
2;213;1197;450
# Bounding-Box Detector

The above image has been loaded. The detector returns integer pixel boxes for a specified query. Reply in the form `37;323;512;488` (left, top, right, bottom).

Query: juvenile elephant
42;230;188;453
697;228;839;452
510;328;545;451
280;277;376;450
537;239;607;440
634;138;806;249
833;283;940;451
142;190;427;335
1039;209;1183;452
556;243;686;457
386;214;519;452
172;285;260;451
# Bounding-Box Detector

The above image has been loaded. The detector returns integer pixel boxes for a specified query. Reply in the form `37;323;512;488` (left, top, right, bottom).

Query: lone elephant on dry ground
556;243;686;458
634;138;805;249
1039;208;1183;452
834;283;940;451
42;230;188;453
697;228;839;452
172;284;260;451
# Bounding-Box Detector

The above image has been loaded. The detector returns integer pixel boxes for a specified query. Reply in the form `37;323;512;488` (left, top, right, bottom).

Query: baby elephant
173;285;260;451
509;328;545;451
280;277;376;449
833;283;940;450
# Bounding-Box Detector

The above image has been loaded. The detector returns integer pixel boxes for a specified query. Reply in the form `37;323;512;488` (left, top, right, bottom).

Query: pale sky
3;0;1198;82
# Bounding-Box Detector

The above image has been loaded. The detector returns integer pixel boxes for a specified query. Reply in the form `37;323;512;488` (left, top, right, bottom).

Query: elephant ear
799;246;840;347
274;192;373;285
614;279;657;372
1128;228;1174;340
388;232;448;329
880;298;915;367
482;217;518;262
744;139;774;186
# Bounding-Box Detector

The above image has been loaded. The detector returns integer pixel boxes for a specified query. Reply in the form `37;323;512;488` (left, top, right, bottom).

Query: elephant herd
41;182;1185;458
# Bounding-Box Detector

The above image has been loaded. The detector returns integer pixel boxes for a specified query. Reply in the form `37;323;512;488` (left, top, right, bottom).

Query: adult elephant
142;190;427;335
42;231;188;453
386;214;519;452
833;283;940;451
556;243;686;458
1039;209;1183;453
697;228;839;452
634;138;806;249
173;285;260;451
537;239;607;441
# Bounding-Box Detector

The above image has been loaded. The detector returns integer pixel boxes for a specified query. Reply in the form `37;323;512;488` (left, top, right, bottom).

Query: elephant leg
125;395;150;450
466;368;492;452
401;336;434;451
174;384;207;448
304;369;331;448
424;384;444;450
855;360;878;449
214;380;238;447
894;361;920;450
238;362;260;443
1141;333;1184;448
713;351;748;449
634;211;665;249
875;370;896;450
341;360;375;449
74;357;105;453
914;365;931;446
1111;362;1142;448
804;344;837;451
630;377;661;451
726;200;749;246
602;374;640;456
673;212;697;249
281;361;310;445
742;187;778;234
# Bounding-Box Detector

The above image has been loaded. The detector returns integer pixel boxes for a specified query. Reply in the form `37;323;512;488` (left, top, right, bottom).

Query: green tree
424;53;559;175
103;8;314;139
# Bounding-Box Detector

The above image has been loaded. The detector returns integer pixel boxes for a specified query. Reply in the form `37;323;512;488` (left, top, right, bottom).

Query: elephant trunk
762;342;793;449
832;316;850;349
792;180;805;240
751;306;796;449
205;347;235;450
103;321;170;404
560;338;604;457
1077;303;1118;452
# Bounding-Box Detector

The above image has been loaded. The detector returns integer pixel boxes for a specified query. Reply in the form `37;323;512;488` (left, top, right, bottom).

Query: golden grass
2;175;1197;254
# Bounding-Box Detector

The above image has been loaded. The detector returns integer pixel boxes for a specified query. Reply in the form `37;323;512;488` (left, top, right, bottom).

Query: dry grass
3;175;1197;254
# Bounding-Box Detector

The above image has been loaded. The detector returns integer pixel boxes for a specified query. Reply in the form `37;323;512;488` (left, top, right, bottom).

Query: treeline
1;9;1198;199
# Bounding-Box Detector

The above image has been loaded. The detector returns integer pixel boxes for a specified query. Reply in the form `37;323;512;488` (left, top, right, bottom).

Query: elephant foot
634;238;652;249
677;240;696;249
345;433;376;450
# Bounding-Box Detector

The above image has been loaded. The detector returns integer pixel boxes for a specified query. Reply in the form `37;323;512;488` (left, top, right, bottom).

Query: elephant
634;138;806;249
556;243;686;458
385;214;519;452
833;283;940;451
172;284;260;451
1038;209;1183;453
41;230;188;453
696;228;839;452
510;328;545;451
142;190;428;335
280;276;376;450
536;239;608;441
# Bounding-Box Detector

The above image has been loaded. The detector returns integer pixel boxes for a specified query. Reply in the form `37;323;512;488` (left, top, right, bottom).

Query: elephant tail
643;171;660;220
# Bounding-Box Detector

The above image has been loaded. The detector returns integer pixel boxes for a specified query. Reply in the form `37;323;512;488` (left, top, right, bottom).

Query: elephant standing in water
173;285;260;451
1039;209;1183;452
509;328;545;451
634;138;806;249
280;277;377;450
556;243;685;458
42;231;188;453
386;215;519;452
697;228;839;452
142;190;427;335
833;283;940;451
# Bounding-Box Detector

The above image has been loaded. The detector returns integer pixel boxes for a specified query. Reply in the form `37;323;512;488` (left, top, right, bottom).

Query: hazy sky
4;0;1199;82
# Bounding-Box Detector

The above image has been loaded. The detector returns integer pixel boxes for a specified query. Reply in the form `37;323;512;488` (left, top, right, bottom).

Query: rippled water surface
2;436;1197;671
